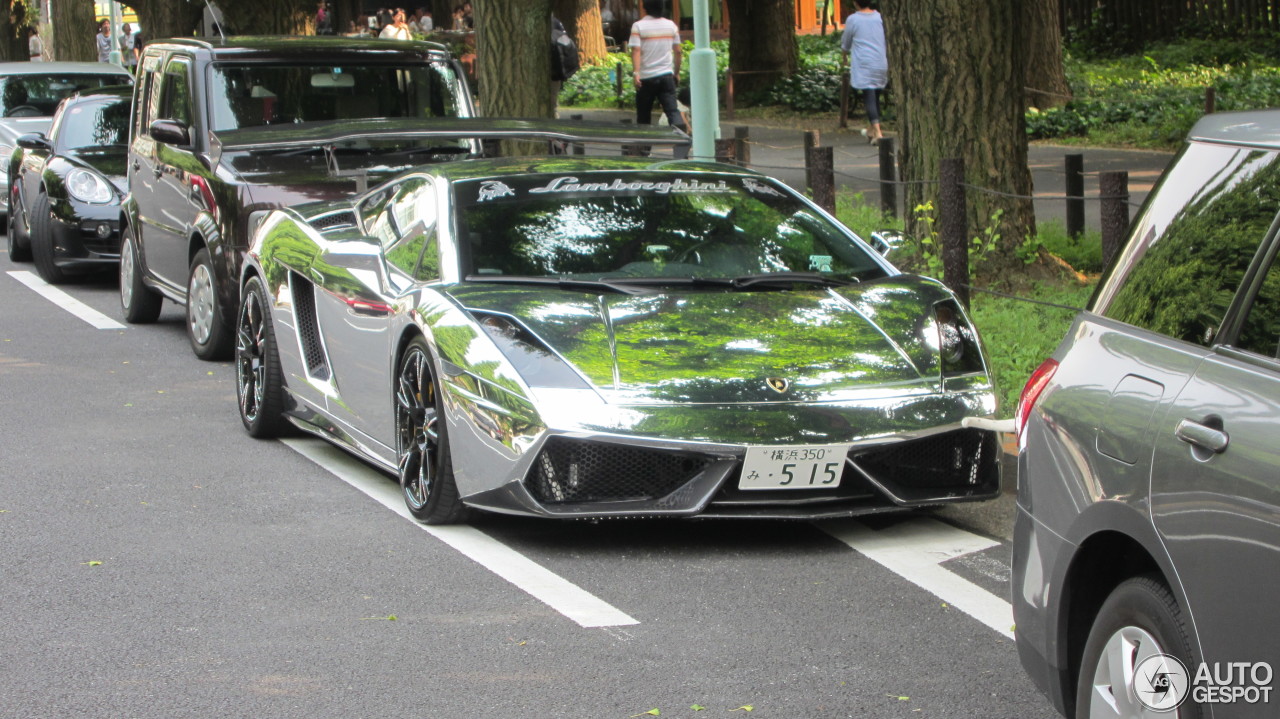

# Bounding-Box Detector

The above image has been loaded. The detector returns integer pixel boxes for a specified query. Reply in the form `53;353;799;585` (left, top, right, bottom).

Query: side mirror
869;229;907;257
149;119;190;146
15;132;50;151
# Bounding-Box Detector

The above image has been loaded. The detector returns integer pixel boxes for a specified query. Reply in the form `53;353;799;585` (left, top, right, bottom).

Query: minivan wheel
187;248;233;360
119;226;162;323
1075;575;1202;719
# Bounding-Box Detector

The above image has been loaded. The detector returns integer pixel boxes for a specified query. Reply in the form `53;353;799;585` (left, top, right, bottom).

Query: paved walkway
569;107;1175;233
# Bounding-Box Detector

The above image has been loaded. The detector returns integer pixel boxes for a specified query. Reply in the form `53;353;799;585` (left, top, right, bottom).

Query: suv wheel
1075;575;1202;719
120;225;162;323
187;247;233;360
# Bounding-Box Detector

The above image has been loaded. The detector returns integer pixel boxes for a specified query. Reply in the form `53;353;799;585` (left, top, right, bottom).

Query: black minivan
119;36;475;359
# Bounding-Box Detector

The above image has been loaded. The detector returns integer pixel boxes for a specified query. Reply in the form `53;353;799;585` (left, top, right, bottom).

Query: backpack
551;26;580;81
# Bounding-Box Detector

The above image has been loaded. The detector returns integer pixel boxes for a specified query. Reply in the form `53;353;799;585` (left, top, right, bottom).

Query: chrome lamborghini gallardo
235;148;1002;523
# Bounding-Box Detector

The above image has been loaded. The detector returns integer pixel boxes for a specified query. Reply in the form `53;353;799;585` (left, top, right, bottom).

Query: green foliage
970;281;1095;418
767;34;844;113
1032;220;1104;273
559;41;731;109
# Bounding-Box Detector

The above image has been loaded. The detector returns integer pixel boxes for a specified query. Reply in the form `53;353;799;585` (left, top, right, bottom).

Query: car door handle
1174;418;1229;454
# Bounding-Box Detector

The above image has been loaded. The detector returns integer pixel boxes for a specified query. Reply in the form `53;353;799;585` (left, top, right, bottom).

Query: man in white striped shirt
628;0;686;133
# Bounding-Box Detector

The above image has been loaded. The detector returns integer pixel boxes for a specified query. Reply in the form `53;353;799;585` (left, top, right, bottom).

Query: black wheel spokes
397;349;437;509
236;294;266;421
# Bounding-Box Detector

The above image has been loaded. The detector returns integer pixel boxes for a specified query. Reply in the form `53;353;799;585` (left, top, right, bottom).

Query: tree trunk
724;0;797;97
52;0;95;63
1023;0;1071;110
220;0;312;35
475;0;554;119
555;0;608;64
882;0;1035;280
0;0;17;63
124;0;203;43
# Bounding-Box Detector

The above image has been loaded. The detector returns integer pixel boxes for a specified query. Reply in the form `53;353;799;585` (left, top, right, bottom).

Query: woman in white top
379;8;413;40
28;27;46;62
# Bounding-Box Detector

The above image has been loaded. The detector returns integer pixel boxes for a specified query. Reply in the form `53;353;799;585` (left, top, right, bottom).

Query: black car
7;86;131;283
119;36;475;360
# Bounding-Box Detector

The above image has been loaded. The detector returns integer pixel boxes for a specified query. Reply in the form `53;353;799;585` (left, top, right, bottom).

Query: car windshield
456;173;889;284
54;97;129;150
0;74;129;117
207;61;465;131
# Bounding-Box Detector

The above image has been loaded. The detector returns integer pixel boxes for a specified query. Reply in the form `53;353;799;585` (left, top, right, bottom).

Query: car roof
65;84;135;103
0;62;133;78
145;35;453;60
1188;109;1280;148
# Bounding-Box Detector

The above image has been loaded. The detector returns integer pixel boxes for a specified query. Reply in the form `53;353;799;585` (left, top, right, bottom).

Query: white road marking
819;517;1015;640
281;437;640;629
7;271;126;329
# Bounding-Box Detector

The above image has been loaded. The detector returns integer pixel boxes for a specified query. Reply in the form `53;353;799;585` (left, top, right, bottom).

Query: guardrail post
807;146;836;214
1205;86;1216;114
939;157;970;308
715;138;737;163
838;73;850;129
734;126;750;165
616;62;625;109
1100;171;1130;267
1065;153;1084;238
879;137;897;218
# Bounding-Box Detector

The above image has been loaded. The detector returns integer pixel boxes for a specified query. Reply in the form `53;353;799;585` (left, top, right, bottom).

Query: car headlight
66;169;114;204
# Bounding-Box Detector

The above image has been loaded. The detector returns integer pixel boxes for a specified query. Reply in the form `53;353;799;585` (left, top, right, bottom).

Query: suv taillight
1015;359;1058;444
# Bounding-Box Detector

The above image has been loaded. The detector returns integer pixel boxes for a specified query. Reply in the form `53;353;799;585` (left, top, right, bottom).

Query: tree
121;1;202;43
0;0;23;62
475;0;555;118
217;0;312;35
51;0;95;63
554;0;608;65
724;0;797;98
1023;0;1071;110
881;0;1035;278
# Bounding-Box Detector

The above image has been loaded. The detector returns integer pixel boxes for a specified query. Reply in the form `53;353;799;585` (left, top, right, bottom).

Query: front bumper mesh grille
527;437;713;504
849;428;999;500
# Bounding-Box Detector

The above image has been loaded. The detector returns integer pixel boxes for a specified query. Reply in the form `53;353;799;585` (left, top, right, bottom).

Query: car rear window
207;61;465;131
1093;142;1280;345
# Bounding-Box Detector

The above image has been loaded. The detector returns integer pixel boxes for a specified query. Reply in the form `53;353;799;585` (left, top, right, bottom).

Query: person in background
95;19;112;63
451;5;466;30
840;0;888;144
120;23;136;72
379;8;412;39
415;7;433;33
132;29;144;64
28;26;46;62
628;0;686;133
461;2;474;28
316;1;333;35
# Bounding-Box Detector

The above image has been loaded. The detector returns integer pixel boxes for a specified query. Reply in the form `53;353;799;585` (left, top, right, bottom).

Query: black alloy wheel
236;276;289;438
7;184;31;262
395;337;468;524
119;225;162;323
29;193;70;284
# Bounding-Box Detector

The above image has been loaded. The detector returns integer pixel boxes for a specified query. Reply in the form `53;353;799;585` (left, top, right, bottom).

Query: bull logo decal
478;180;514;202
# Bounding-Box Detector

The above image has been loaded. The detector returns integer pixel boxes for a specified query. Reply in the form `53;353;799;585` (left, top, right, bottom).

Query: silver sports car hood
453;276;954;405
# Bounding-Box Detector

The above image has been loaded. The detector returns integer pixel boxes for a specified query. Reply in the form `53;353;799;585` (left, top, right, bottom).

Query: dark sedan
7;86;131;282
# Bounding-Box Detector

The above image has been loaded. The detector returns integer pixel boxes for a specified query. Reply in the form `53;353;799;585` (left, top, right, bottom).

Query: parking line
7;271;125;329
819;517;1015;640
281;437;640;629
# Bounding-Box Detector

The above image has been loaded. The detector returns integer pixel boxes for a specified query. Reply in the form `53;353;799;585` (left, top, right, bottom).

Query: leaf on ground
691;705;705;711
730;706;754;712
359;615;397;621
885;694;909;701
629;710;660;717
82;561;102;566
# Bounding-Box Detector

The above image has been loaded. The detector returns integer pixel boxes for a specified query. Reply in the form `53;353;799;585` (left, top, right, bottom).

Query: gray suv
1014;110;1280;718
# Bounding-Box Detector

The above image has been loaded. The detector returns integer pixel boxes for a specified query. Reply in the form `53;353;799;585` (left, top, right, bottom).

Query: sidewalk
568;107;1175;232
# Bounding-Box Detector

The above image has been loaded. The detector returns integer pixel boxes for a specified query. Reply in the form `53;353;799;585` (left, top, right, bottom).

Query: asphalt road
0;243;1060;718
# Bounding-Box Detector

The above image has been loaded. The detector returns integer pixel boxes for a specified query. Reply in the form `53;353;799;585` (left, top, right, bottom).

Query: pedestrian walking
628;0;686;133
120;23;136;72
840;0;888;144
27;26;46;62
95;19;112;63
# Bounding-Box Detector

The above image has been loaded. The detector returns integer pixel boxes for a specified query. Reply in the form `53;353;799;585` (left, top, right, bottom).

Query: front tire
119;225;162;323
396;337;468;525
30;193;70;284
187;247;233;360
7;184;31;262
1075;575;1202;719
236;276;288;438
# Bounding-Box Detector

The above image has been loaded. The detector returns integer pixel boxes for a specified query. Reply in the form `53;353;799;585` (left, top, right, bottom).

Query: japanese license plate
738;444;851;490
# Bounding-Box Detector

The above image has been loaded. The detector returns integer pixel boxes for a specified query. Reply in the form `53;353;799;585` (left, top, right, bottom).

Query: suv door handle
1174;418;1229;453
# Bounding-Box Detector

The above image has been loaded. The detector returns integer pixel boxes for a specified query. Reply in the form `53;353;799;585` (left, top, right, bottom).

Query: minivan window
1093;143;1280;345
1236;249;1280;358
160;58;193;127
